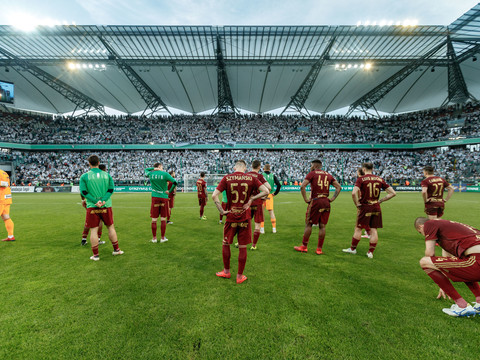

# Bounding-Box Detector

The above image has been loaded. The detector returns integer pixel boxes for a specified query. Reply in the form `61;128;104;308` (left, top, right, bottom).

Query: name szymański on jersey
226;175;253;181
361;176;381;181
428;178;443;183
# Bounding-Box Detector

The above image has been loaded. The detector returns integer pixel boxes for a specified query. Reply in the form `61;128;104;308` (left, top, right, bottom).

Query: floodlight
67;62;76;70
365;63;372;70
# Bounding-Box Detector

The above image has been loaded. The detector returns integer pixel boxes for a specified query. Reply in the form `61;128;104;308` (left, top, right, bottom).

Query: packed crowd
1;103;479;145
6;147;479;186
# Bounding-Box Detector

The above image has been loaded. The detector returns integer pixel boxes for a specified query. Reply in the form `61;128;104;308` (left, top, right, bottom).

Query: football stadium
1;1;480;359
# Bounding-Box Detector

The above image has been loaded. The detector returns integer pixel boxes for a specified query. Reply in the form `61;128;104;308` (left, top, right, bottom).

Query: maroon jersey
305;170;336;199
355;175;390;205
216;172;263;222
167;181;176;199
421;176;449;203
247;171;267;206
424;219;480;258
196;178;207;199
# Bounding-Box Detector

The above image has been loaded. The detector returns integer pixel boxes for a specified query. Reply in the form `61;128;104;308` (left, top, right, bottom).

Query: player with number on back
145;163;177;243
421;166;454;219
212;160;269;284
247;160;271;250
343;162;396;258
79;155;123;261
294;159;341;255
196;172;208;220
415;217;480;317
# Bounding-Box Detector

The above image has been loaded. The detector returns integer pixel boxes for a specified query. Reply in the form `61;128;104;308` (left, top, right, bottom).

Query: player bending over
261;164;281;233
415;217;480;317
145;163;177;243
421;165;454;219
247;160;271;250
343;162;396;258
212;160;269;284
81;164;106;246
167;170;176;224
197;172;208;220
0;169;14;241
294;159;341;255
79;155;123;261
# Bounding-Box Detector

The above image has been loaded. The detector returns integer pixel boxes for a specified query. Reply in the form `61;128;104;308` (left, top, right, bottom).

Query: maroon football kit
247;171;267;223
304;170;336;225
216;172;263;245
424;219;480;282
421;176;450;217
355;175;390;229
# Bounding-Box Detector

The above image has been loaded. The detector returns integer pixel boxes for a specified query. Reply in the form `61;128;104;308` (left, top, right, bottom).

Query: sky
0;0;478;27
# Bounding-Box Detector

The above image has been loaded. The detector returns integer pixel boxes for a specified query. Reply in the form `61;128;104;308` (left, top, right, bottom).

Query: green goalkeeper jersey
79;168;114;208
263;172;275;194
145;168;177;199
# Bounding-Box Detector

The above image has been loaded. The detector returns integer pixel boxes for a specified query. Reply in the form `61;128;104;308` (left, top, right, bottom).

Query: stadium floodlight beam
0;45;105;116
98;36;171;117
345;40;447;118
281;36;337;117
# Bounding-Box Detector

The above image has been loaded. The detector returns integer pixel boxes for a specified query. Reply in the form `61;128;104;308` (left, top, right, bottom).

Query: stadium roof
0;3;479;116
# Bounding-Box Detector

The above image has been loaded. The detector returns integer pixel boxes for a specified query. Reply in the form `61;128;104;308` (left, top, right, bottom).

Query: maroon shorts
306;197;330;225
250;204;264;223
425;202;444;217
223;221;252;246
85;207;114;228
198;197;206;206
356;204;382;229
151;197;170;218
168;195;175;209
432;254;480;282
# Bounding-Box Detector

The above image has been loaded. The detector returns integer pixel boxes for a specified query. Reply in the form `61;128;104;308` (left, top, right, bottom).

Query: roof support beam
443;36;476;106
98;37;171;116
345;41;447;117
212;36;237;114
0;46;105;116
281;37;336;117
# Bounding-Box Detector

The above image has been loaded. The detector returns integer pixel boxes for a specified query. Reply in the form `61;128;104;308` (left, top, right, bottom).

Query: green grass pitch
1;192;480;359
